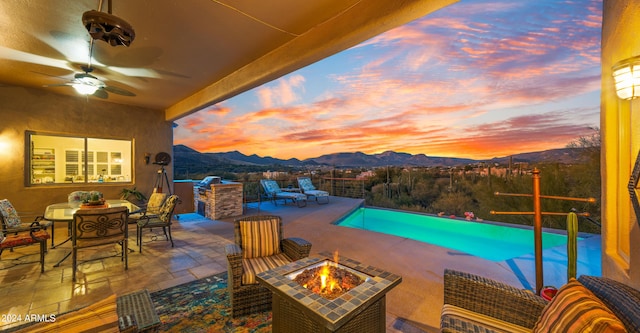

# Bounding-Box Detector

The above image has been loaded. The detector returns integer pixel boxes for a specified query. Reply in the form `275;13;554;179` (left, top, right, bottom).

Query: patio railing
320;177;365;199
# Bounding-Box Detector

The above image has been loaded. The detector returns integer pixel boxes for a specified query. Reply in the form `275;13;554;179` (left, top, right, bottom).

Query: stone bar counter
193;180;243;219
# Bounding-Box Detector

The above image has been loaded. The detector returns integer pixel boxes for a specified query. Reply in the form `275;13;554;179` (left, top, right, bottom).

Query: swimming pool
335;207;576;262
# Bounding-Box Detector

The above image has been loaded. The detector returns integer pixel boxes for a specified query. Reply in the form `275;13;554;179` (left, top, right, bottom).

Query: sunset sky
174;0;602;161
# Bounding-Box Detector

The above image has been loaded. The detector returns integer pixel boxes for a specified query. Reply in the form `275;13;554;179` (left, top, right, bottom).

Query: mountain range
173;144;588;169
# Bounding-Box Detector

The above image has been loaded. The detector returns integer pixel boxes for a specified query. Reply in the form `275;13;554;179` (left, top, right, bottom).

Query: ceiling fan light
72;83;99;95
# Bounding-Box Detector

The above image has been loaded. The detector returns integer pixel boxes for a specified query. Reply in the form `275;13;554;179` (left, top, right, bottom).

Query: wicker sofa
441;269;640;332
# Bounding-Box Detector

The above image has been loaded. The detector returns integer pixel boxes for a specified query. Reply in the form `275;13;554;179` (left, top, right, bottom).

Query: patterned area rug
150;272;272;332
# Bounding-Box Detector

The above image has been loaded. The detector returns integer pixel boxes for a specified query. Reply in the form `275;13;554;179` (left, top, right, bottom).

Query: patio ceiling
0;0;457;121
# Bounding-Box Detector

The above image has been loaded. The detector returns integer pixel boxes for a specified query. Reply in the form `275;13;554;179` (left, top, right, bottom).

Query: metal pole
532;168;543;295
494;192;596;203
491;170;596;294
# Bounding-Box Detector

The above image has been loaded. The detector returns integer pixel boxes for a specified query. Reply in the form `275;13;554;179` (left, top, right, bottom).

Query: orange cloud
256;75;306;108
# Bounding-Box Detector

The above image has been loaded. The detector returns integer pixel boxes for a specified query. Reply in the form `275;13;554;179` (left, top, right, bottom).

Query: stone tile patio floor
0;196;600;332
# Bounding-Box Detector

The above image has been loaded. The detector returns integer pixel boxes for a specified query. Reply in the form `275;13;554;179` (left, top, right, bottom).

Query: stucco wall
0;85;173;215
601;0;640;288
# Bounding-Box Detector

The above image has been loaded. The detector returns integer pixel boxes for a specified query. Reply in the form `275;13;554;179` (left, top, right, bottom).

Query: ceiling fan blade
32;70;71;80
93;89;109;99
104;85;135;96
43;83;72;87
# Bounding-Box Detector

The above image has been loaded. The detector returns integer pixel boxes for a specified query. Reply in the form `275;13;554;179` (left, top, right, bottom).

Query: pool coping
333;203;598;239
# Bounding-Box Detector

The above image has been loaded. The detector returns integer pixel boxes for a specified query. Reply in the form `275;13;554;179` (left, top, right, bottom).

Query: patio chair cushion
278;192;307;200
533;279;625;332
0;230;50;248
129;193;167;221
578;275;640;332
304;189;329;197
240;218;281;259
241;252;292;285
263;180;281;194
146;192;168;215
0;199;22;228
157;195;179;222
298;177;315;192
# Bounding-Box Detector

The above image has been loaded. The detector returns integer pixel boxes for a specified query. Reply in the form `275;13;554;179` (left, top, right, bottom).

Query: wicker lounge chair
260;179;307;207
297;177;329;204
225;214;311;317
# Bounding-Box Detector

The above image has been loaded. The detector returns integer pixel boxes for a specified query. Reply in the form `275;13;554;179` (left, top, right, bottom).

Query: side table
116;289;161;332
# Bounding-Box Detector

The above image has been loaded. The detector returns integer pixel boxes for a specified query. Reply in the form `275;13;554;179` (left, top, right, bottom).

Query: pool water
336;207;576;262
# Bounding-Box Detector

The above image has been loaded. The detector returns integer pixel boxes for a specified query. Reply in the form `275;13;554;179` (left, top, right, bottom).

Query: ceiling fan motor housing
82;10;135;47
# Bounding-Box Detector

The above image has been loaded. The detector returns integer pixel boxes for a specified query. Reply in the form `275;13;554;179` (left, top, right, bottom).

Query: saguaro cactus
567;212;578;281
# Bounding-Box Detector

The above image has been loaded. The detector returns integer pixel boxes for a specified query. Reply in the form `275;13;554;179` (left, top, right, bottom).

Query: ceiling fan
43;0;136;99
43;41;136;99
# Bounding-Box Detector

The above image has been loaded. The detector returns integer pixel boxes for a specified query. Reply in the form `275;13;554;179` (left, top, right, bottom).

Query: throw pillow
533;278;626;333
240;218;281;259
0;199;22;228
147;192;168;214
157;195;178;222
579;275;640;332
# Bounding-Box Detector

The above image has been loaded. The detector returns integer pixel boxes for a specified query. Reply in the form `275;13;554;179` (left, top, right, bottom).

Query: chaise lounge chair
297;177;329;204
260;179;307;207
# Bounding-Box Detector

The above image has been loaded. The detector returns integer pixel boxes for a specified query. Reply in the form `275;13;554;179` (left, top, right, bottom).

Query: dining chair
128;192;167;223
72;206;128;282
136;195;179;253
0;199;50;272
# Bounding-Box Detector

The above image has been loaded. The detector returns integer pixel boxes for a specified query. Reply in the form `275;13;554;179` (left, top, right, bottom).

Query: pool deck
242;196;601;331
0;195;601;332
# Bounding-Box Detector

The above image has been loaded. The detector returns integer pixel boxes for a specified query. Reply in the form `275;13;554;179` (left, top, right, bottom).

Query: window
27;132;133;185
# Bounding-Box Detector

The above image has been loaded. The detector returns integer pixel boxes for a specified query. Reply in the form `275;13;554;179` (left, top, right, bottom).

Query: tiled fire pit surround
256;253;402;333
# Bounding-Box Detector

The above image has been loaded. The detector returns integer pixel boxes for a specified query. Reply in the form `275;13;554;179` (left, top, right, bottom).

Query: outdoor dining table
43;199;139;267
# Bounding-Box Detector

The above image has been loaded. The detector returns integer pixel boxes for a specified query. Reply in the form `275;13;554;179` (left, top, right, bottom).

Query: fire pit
289;259;367;300
256;253;402;333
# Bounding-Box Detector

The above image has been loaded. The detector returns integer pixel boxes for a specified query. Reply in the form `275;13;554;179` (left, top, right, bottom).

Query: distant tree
565;127;601;231
566;127;600;151
428;191;475;217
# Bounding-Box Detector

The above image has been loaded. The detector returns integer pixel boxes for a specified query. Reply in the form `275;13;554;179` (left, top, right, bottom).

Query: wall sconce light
613;55;640;100
0;138;9;157
144;153;151;164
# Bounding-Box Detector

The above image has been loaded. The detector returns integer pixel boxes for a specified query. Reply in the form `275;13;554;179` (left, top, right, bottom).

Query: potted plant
120;187;147;205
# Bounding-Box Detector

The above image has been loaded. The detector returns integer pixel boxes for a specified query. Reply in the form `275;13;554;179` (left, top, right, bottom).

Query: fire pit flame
320;264;330;291
291;251;364;300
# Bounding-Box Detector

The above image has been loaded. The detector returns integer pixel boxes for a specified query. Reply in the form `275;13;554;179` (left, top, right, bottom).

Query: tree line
180;131;601;234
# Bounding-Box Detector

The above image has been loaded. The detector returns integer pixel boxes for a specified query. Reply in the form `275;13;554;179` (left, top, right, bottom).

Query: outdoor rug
150;271;272;332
